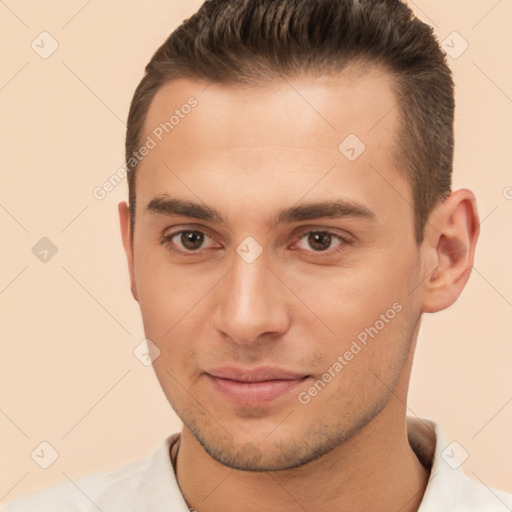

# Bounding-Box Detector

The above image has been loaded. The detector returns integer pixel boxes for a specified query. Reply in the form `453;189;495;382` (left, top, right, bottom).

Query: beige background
1;0;511;503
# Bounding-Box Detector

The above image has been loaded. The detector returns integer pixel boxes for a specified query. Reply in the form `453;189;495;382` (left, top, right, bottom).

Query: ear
420;189;479;313
118;202;138;302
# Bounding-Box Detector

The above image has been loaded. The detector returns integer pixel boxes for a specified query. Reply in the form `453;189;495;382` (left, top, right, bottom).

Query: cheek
133;246;199;329
133;251;219;367
289;248;418;328
295;299;418;418
294;247;421;371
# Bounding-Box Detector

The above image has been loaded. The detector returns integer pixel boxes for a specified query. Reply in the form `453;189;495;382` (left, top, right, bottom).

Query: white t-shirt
2;418;511;511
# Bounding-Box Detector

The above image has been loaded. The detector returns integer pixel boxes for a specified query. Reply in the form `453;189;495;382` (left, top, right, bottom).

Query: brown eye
306;232;334;251
179;230;205;250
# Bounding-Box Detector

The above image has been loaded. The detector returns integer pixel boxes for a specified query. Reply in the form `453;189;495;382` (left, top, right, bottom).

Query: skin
119;66;479;512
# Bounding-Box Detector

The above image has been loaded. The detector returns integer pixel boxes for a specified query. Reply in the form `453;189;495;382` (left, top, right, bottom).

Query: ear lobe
118;202;139;302
421;189;479;313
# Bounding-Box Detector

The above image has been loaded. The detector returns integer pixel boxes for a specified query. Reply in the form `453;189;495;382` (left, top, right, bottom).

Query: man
3;0;511;510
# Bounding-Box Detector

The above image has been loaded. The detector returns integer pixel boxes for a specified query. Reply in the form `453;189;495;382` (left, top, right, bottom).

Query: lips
206;366;310;405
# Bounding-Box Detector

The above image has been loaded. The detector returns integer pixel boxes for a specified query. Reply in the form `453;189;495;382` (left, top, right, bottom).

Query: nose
212;250;291;345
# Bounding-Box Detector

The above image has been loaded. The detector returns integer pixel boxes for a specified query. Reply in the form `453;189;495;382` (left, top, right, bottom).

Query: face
124;67;427;471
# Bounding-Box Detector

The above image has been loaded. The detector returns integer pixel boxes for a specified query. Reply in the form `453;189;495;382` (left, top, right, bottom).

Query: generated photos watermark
298;301;403;405
92;96;198;201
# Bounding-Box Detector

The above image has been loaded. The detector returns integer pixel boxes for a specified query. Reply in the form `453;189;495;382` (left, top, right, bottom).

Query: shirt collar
408;417;511;511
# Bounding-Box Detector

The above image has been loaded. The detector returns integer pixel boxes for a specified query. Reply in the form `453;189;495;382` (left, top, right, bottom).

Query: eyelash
160;229;352;257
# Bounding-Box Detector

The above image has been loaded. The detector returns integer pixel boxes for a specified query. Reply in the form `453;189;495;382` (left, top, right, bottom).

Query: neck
175;401;430;512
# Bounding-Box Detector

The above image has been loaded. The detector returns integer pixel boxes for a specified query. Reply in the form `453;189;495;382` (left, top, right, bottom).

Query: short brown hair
126;0;454;243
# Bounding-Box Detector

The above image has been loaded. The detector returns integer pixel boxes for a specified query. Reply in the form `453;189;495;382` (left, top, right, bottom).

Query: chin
181;411;365;472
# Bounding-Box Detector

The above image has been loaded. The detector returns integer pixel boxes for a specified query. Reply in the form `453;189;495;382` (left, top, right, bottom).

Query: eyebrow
145;195;376;227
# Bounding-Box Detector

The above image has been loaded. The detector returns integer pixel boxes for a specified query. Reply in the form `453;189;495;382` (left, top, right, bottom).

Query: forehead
134;66;411;231
142;65;399;153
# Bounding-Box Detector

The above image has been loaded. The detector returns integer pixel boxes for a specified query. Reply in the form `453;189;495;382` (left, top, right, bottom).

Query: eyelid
292;225;354;244
161;223;222;242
